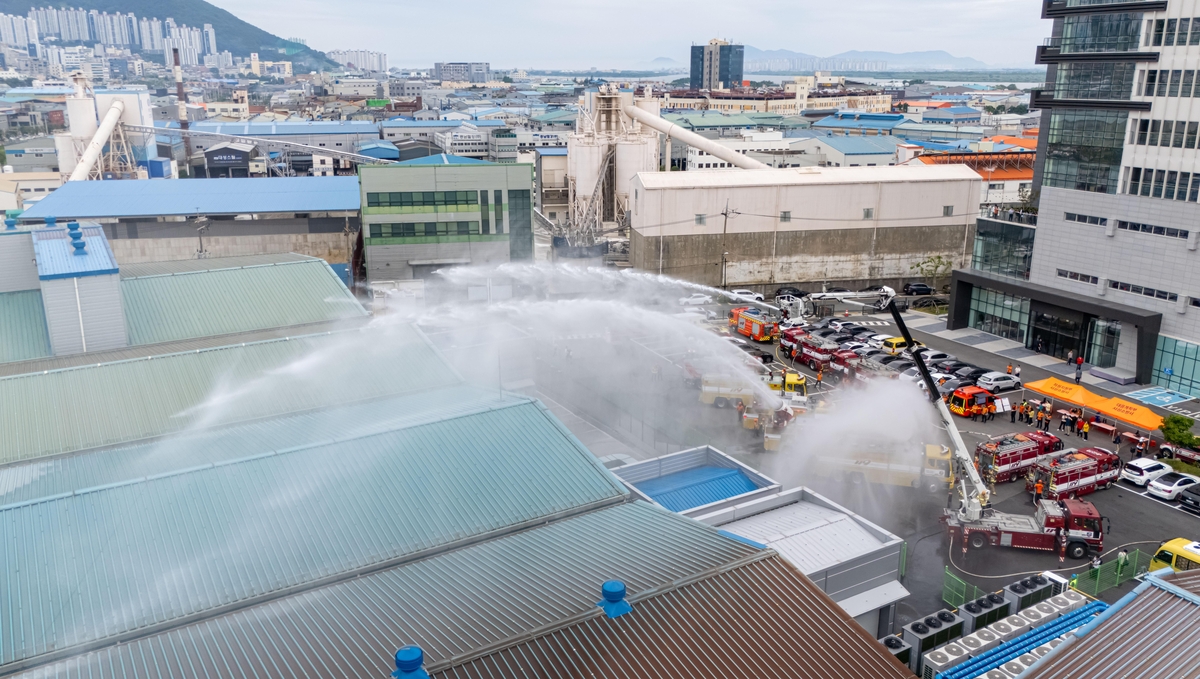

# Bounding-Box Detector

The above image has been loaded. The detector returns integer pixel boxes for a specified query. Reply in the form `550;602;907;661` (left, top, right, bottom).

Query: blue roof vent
44;216;56;228
3;218;14;230
597;580;633;619
391;645;430;678
68;222;86;256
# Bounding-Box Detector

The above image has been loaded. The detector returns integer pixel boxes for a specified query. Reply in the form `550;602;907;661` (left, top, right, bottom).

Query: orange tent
1023;378;1109;410
1094;397;1163;432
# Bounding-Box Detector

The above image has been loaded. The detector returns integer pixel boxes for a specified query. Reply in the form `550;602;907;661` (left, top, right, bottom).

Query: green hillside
0;0;337;70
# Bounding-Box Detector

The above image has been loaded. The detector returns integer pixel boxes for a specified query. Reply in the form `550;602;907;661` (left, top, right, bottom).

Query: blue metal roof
31;225;119;280
634;465;759;512
356;140;400;159
812;112;907;131
933;106;982;115
536;147;568;156
381;119;464;128
807;134;903;155
20;177;361;220
397;153;493;165
192;120;379;136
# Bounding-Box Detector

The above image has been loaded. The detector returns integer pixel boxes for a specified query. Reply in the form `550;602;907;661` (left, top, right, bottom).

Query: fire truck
1026;447;1122;500
976;431;1064;484
1161;442;1200;465
797;336;840;371
729;307;778;342
947;386;994;417
946;499;1105;560
780;327;806;357
766;370;807;396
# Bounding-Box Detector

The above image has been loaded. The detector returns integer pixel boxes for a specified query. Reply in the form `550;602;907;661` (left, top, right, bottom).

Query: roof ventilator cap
4;218;14;230
391;645;430;679
597;579;633;619
44;216;56;228
68;221;86;256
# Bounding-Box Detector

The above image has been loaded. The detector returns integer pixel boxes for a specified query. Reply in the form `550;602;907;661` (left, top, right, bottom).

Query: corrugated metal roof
436;555;914;679
718;499;891;574
0;290;50;363
0;396;628;672
1170;569;1200;595
118;253;316;278
31;226;119;280
805;134;903;156
121;258;365;345
635;466;759;512
397;153;494;165
10;502;760;678
1024;583;1200;679
0;324;457;464
19;177;361;220
192;121;380;136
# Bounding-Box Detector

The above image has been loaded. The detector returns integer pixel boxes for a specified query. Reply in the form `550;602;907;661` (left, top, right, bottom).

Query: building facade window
780;210;791;222
1116;219;1190;239
368;221;481;238
943;205;954;217
507;189;532;261
695;214;706;225
1154;335;1200;398
1059;12;1143;53
969;286;1030;344
1042;109;1128;194
366;191;480;208
1064;212;1107;225
1057;269;1100;284
1124;167;1200;202
1108;279;1179;302
972;218;1036;280
863;208;874;219
1053;62;1138;100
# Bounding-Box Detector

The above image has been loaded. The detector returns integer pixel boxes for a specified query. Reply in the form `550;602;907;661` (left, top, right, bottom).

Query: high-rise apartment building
433;62;490;83
949;0;1200;398
689;38;744;90
0;12;38;49
329;49;388;73
202;23;216;55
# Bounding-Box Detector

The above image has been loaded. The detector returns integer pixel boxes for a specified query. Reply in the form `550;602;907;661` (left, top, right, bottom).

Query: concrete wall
631;222;973;290
109;233;353;264
366;239;509;280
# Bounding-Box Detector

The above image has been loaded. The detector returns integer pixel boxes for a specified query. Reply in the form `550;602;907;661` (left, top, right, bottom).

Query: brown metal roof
432;555;914;679
1167;570;1200;595
1024;582;1200;679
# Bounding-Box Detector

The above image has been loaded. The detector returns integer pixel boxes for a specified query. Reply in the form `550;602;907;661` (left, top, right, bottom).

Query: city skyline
204;0;1046;70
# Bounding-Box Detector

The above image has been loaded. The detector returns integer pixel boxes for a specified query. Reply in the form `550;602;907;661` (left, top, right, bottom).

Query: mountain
744;45;993;71
744;46;819;62
0;0;337;70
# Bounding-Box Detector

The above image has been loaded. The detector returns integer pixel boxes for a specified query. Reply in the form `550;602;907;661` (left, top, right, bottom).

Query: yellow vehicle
813;443;953;493
881;337;924;355
767;371;807;395
1150;538;1200;572
699;374;756;408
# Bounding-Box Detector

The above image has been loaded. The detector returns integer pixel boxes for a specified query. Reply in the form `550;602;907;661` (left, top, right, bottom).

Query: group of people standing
1013;398;1053;430
1058;408;1093;440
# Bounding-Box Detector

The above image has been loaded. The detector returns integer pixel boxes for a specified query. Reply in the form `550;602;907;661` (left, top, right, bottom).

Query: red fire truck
729;307;778;342
946;499;1105;560
1161;442;1200;465
780;327;807;358
824;351;898;385
976;431;1064;484
1026;448;1122;500
797;336;840;371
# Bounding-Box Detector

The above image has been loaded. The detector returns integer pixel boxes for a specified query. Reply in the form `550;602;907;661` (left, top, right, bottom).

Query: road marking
1121;483;1200;517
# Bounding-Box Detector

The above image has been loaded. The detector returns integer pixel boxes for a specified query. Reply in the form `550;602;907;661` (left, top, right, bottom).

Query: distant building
329;49;387;72
434;61;490;83
689;38;744;90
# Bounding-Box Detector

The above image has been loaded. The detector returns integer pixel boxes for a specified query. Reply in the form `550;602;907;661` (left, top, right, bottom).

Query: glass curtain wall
1155;335;1200;397
1043;109;1129;193
972;218;1036;279
969;287;1031;343
1058;13;1143;53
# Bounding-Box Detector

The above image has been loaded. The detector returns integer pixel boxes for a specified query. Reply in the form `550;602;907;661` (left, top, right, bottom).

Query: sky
206;0;1048;70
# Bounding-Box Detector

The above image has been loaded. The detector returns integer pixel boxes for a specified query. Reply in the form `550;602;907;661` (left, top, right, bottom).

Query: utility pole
174;49;192;178
720;199;738;289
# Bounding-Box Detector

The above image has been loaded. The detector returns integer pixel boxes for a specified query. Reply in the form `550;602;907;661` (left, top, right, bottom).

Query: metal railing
980;209;1038;226
1069;549;1153;596
943;567;988;608
1042;35;1145;53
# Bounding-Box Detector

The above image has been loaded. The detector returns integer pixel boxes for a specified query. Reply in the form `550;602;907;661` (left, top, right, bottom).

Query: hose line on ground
946;539;1165;579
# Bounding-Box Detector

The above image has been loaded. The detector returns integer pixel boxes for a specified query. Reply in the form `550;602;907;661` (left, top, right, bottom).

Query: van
1149;538;1200;572
881;337;923;355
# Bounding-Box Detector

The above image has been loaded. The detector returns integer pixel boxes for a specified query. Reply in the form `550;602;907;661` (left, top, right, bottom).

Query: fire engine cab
946;499;1105;560
1026;447;1121;500
976;431;1064;484
729;307;777;342
797;336;839;370
948;386;994;417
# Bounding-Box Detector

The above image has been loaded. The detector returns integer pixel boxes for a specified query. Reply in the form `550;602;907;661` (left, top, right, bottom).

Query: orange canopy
1093;397;1163;432
1023;378;1109;410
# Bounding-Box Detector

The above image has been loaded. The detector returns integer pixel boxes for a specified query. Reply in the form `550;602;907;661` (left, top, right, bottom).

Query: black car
904;282;934;296
939;361;972;374
826;333;855;344
877;355;908;366
1180;484;1200;514
851;328;878;340
888;360;916;373
810;328;843;338
825;287;852;293
776;286;809;298
809;317;838;330
738;344;773;364
934;378;969;397
955;367;992;383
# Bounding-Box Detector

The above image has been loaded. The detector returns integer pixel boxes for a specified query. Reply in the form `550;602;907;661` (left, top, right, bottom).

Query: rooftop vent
68;222;86;256
597;580;633;619
391;645;429;678
4;218;14;230
44;216;56;228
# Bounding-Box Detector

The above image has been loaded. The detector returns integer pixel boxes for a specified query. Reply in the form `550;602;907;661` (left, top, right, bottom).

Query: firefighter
1011;401;1018;423
987;401;996;422
1006;362;1013;375
735;400;746;418
816;367;824;390
1033;479;1044;506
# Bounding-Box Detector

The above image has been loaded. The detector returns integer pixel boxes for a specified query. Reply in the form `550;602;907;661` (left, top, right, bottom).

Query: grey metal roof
718;497;890;573
120;257;365;346
0;324;457;464
0;290;50;363
435;555;914;679
10;502;760;678
0;394;629;672
117;253;317;278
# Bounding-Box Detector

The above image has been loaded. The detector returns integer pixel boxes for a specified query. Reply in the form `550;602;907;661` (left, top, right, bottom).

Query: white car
679;293;713;306
729;289;764;302
976;372;1023;393
781;317;809;329
1147;472;1200;501
682;306;717;320
866;333;892;349
1120;458;1173;487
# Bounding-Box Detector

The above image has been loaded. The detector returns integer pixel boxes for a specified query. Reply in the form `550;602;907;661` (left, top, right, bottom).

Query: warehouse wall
108;233;353;264
366;240;510;280
631;222;974;290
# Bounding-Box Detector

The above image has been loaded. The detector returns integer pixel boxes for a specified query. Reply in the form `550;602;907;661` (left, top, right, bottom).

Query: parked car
810;318;839;330
901;367;945;383
840;341;868;353
887;360;916;374
925;378;969;398
810;328;843;339
1120;458;1174;487
738;344;774;365
976;372;1023;393
1148;472;1200;501
679;293;713;306
781;317;809;329
925;354;959;368
859;285;886;293
825;287;852;293
856;348;886;359
937;361;972;374
682;307;717;320
904;282;934;295
955;367;992;384
876;354;908;366
776;286;808;299
730;289;764;302
866;333;893;349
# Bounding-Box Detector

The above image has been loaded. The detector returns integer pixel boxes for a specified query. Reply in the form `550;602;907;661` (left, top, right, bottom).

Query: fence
1069;549;1153;597
943;567;988;608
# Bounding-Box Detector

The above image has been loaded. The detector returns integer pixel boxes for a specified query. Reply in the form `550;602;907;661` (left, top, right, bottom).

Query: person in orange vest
1036;409;1044;429
816;367;824;389
1033;479;1044;506
1007;363;1013;375
987;401;997;422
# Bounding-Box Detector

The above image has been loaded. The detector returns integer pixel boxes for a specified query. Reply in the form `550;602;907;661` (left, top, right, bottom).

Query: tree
1007;84;1018;90
910;255;955;293
1009;104;1028;114
1161;414;1198;449
502;75;513;83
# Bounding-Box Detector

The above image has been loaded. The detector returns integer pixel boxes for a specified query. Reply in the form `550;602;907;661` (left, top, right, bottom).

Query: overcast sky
206;0;1047;70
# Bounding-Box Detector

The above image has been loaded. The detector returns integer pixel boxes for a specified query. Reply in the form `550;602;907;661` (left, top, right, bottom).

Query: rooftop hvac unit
902;610;965;674
1015;652;1040;672
1003;575;1053;612
977;669;1013;679
1041;570;1070;596
959;627;1001;657
881;635;912;668
958;592;1011;632
922;642;970;679
990;614;1030;642
1000;659;1028;676
1031;641;1058;659
1048;589;1086;613
1030;601;1061;625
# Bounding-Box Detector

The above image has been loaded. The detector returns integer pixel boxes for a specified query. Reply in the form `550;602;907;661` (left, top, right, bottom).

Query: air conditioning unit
1032;601;1060;623
958;628;1000;657
1003;574;1053;611
1031;642;1056;659
992;614;1030;642
922;641;970;679
1048;589;1086;613
978;668;1013;679
881;635;912;668
1018;601;1060;628
958;592;1011;632
902;610;965;674
1041;570;1070;595
1000;658;1029;676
